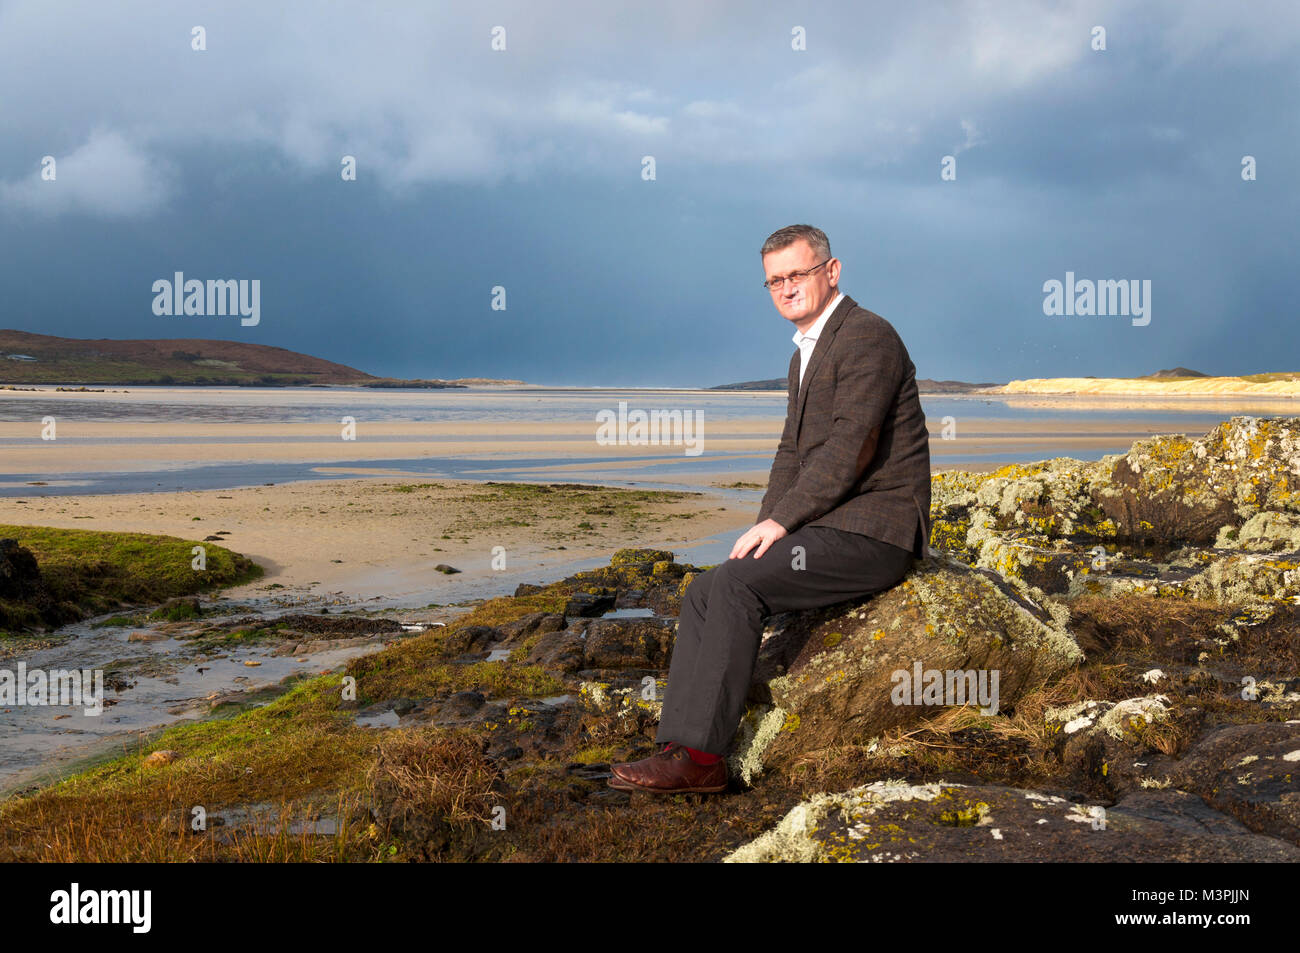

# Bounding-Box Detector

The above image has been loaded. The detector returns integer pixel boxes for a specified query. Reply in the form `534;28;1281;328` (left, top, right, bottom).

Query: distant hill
1141;367;1210;379
710;376;1001;393
708;378;788;390
0;331;522;387
915;378;1004;394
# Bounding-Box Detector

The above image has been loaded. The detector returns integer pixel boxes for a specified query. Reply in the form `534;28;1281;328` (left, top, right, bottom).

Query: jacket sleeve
756;353;801;523
767;323;902;533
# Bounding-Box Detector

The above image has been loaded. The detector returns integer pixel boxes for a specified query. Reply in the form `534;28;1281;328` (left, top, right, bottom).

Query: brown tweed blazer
756;294;932;557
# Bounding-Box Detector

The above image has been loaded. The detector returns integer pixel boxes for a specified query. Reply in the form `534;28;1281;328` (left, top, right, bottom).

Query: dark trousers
655;525;916;754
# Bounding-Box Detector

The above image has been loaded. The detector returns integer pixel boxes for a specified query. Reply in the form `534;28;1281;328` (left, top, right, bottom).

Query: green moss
572;745;620;764
148;601;201;622
89;615;136;629
352;656;563;706
191;627;269;651
0;524;262;632
507;632;545;663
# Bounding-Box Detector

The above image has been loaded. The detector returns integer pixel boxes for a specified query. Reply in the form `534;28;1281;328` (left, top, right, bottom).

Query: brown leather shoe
608;743;728;794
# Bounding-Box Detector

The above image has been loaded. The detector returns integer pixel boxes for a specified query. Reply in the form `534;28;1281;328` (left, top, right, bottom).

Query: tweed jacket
756;294;932;557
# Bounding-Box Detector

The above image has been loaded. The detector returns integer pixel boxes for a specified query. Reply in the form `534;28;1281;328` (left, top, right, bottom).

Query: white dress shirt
792;291;844;387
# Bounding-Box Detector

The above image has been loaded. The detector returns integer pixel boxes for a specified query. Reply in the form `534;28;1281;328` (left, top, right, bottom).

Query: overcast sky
2;0;1297;386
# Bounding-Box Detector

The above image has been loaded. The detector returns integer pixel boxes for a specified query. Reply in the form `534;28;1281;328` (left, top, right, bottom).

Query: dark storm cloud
1;0;1297;384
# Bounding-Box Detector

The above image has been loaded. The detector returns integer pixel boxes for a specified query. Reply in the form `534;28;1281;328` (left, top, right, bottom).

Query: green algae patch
0;524;262;633
148;600;202;622
354;657;563;706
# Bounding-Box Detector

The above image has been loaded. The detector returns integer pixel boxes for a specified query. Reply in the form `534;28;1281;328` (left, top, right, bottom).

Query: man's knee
701;556;775;610
683;565;718;608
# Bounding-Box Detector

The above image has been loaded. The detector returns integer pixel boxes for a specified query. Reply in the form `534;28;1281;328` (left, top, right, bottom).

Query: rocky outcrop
1043;694;1190;798
929;417;1300;615
723;778;1300;862
729;553;1082;783
1168;722;1300;845
727;717;1300;862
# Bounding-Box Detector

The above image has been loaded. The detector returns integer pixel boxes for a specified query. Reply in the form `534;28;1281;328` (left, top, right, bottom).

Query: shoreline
992;376;1300;397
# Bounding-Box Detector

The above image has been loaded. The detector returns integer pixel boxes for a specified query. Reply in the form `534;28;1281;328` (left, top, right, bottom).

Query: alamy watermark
49;883;150;933
890;661;1000;715
596;400;703;456
1042;271;1150;326
152;272;260;326
0;662;103;715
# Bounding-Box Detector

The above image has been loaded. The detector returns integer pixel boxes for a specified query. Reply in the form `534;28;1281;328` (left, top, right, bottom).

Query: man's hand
730;518;789;560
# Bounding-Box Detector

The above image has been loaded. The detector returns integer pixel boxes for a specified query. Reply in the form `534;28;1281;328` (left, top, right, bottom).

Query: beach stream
0;525;743;796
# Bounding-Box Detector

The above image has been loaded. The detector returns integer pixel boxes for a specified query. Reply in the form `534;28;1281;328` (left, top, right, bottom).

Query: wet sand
0;414;1207;476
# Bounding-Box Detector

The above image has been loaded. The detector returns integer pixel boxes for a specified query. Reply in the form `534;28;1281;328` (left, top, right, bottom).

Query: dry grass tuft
367;727;500;827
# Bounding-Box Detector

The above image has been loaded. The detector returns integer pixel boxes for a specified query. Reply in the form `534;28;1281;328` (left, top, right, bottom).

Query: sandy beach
0;477;752;606
995;376;1300;398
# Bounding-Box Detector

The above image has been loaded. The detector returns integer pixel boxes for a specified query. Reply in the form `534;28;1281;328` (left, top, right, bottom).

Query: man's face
762;239;840;326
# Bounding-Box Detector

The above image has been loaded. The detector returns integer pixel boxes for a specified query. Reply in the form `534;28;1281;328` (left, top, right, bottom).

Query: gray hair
760;224;831;260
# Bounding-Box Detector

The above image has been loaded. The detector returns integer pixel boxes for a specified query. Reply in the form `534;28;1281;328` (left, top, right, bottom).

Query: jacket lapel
793;293;855;437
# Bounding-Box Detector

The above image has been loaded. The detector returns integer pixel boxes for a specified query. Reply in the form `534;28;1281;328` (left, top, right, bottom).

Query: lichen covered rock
731;552;1083;779
724;777;1300;862
930;417;1300;615
577;678;664;744
1044;695;1185;796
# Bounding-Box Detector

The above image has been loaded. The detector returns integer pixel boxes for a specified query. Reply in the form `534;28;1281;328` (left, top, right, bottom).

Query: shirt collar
792;291;844;347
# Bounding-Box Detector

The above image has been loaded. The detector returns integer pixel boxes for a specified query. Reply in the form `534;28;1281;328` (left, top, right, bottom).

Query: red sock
684;746;721;765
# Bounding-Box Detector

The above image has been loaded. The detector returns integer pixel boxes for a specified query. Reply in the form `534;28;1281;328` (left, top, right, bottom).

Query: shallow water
5;387;1298;497
0;523;741;796
0;596;423;795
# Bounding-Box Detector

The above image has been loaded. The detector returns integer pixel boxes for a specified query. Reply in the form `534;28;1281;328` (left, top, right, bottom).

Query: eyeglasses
763;258;830;291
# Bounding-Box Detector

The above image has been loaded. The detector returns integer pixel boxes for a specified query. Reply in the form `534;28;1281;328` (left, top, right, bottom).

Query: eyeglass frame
763;258;832;291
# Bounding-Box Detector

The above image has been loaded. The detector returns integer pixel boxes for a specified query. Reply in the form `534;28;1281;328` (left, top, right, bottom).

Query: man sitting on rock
609;224;933;794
